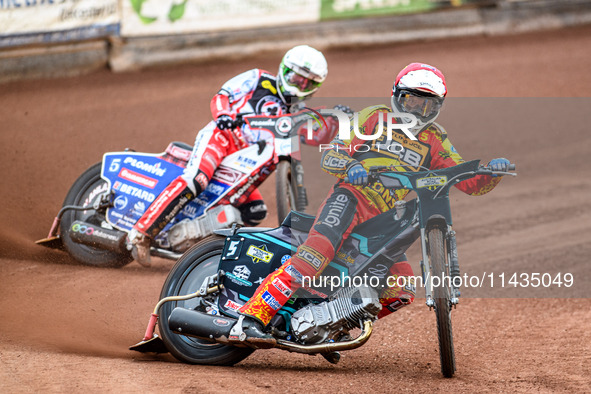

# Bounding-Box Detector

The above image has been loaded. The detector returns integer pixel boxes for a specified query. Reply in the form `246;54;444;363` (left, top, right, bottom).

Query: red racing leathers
134;69;294;238
239;104;502;325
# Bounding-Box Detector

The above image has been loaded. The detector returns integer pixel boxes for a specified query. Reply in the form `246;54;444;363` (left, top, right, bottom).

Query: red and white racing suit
134;69;292;238
239;104;503;325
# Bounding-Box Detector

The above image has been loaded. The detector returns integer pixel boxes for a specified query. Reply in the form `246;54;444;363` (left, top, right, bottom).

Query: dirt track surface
2;26;591;392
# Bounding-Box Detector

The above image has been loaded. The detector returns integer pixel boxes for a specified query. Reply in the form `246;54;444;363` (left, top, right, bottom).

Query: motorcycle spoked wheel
275;160;300;226
59;162;133;268
427;225;456;378
158;235;254;365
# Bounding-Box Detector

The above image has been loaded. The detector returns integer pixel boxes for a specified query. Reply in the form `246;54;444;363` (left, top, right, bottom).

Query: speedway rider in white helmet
129;45;329;267
278;45;327;105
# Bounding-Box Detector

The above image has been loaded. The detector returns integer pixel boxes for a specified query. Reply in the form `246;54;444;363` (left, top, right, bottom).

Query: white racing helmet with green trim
277;45;328;104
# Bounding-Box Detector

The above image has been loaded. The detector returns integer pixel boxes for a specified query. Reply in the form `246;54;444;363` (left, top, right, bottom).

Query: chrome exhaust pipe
169;307;374;354
274;320;374;354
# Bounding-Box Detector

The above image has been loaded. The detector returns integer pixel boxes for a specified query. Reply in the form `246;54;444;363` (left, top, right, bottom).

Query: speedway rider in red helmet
129;45;330;267
234;62;512;347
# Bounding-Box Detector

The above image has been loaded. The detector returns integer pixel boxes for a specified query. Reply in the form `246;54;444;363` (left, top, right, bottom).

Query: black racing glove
216;115;234;130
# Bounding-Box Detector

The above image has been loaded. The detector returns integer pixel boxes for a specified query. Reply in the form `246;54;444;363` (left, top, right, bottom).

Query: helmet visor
283;68;322;93
395;89;443;120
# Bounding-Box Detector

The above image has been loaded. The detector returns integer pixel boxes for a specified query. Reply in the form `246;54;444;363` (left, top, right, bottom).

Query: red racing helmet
392;63;447;135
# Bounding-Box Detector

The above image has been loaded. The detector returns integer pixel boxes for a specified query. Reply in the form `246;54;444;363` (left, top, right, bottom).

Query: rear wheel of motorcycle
428;226;456;378
159;235;254;365
60;162;133;268
276;160;299;225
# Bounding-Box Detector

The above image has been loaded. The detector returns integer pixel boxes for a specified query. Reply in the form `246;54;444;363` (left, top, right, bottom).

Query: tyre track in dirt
1;26;591;392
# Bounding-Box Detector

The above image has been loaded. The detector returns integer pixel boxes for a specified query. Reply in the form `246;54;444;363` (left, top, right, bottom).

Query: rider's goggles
282;68;322;93
395;89;444;119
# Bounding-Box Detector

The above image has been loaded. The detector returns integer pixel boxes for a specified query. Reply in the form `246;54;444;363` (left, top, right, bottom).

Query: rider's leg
377;260;416;319
129;176;196;266
238;189;268;226
236;185;379;346
130;123;236;266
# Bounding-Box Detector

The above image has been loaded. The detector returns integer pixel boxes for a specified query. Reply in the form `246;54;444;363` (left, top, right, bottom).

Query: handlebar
232;115;245;129
342;162;516;185
472;163;516;177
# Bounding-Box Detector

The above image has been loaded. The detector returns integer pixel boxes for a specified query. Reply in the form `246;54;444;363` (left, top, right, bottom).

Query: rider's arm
210;93;231;119
210;69;262;119
320;140;359;179
320;106;386;179
427;124;501;196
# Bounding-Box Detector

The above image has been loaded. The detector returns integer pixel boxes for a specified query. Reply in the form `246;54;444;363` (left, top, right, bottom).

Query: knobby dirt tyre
158;235;254;365
428;226;456;378
59;162;132;268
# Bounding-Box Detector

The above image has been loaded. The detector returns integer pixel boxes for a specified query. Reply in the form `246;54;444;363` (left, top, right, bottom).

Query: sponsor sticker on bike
285;265;303;283
114;195;128;210
118;167;158;189
416;175;447;188
275;116;293;136
123;156;167;177
212;165;245;185
272;278;292;297
226;272;253;287
212;318;232;327
224;299;244;311
181;204;198;219
206;182;226;196
223;240;243;260
246;244;274;264
281;254;291;264
336;250;355;265
232;155;258;172
232;265;251;280
112;181;156;202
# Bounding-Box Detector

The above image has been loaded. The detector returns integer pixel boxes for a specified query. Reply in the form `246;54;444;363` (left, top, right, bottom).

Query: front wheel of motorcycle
158;235;254;365
428;225;456;378
59;162;133;268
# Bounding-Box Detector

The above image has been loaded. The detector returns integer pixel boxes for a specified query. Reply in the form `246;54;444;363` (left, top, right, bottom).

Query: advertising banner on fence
120;0;320;37
320;0;439;20
0;0;119;48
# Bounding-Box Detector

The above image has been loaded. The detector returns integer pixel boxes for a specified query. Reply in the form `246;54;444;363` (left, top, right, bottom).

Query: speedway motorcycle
36;115;308;268
131;160;516;378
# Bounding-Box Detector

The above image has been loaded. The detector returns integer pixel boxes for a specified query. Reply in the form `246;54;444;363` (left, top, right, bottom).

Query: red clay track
1;26;590;392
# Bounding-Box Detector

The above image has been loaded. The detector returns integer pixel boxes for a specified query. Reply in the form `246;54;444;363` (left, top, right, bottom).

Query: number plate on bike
416;175;447;188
